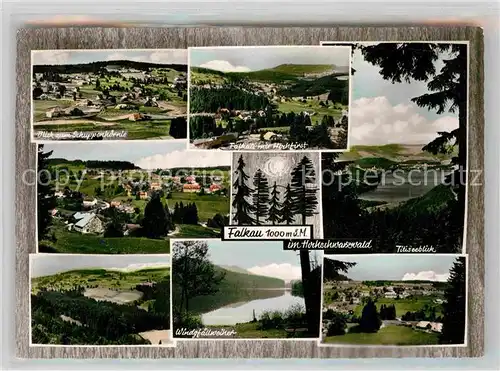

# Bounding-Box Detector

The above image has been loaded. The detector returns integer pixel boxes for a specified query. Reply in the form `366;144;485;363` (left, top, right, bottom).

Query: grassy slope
176;266;285;315
32;267;170;293
323;325;439;345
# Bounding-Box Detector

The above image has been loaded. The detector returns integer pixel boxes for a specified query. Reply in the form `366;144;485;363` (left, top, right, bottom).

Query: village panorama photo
31;49;188;141
36;141;231;254
188;46;351;151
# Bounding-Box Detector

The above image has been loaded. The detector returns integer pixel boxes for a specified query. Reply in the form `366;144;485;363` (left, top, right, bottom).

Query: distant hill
339;144;454;163
219;265;254;275
31;267;170;293
33;60;187;74
191;64;346;84
399;184;456;214
174;265;285;315
48;158;140;170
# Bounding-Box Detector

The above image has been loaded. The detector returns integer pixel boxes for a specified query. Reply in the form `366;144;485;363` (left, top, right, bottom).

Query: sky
42;142;230;169
31;254;170;278
173;240;320;282
324;254;461;282
32;49;187;65
328;43;461;146
190;46;350;72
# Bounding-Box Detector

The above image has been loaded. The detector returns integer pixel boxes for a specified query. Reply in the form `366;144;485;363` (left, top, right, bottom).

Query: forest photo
171;240;322;339
231;152;322;236
320;254;467;346
321;42;468;253
30;254;172;346
188;46;350;150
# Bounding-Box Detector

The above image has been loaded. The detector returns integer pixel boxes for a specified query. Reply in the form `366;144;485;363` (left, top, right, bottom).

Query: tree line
189;87;271;113
232;155;318;226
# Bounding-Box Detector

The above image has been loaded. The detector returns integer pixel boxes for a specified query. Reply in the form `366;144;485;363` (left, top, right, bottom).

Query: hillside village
40;159;230;254
189;63;349;150
32;61;188;140
322;279;447;343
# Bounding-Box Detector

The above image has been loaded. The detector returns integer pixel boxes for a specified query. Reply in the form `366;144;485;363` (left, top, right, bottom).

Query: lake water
359;169;451;203
201;291;305;326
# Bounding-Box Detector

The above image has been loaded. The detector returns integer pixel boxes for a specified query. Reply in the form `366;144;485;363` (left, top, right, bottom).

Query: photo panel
187;46;351;151
36;142;230;254
319;42;468;254
31;49;188;141
30;253;173;346
319;254;467;347
230;151;323;238
171;239;323;340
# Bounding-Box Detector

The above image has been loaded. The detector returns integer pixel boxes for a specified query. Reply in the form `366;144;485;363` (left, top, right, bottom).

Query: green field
339;144;454;162
32;267;170;294
169;192;229;221
176;224;221;238
40;223;170;254
277;100;344;124
34;120;173;140
323;325;439;345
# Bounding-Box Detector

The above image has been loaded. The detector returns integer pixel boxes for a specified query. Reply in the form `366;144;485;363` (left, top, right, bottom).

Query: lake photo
321;42;468;253
171;240;321;339
202;290;304;325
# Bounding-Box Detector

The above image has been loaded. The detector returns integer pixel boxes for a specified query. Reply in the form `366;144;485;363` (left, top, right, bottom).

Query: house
124;184;133;196
352;297;361;304
123;223;141;236
186;175;196;183
138;191;148;200
209;184;222;193
384;291;398;299
129;113;146;121
45;107;65;118
110;201;121;207
150;182;162;191
73;213;104;234
430;322;443;333
50;209;58;217
183;184;201;193
54;191;65;198
83;198;98;208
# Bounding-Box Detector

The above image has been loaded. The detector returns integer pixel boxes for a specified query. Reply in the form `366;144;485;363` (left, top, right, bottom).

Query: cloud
32;50;71;65
402;270;449;282
106;50;187;64
247;263;301;282
198;60;251;73
109;263;169;272
135;150;230;169
350;96;458;145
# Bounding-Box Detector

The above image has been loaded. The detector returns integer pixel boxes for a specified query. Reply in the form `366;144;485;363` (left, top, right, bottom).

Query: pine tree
252;169;270;225
280;183;295;225
290;156;318;225
142;193;170;238
359;299;381;333
266;182;281;225
232;155;256;225
439;257;466;344
37;145;56;243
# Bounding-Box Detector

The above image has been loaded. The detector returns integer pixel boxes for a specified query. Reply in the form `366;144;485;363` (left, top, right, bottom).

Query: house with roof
73;213;104;234
384;290;398;299
138;191;148;199
209;184;222;193
45;107;66;118
183;183;201;193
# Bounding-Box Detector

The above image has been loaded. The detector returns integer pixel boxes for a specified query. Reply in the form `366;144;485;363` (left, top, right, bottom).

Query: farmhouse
83;198;98;208
138;191;148;200
73;213;104;234
209;184;222;193
415;321;443;333
183;184;201;193
150;182;162;191
45;107;65;118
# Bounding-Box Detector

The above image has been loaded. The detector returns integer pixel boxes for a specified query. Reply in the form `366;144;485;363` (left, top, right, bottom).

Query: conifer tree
280;183;295;225
266;182;281;225
439;257;466;344
232;155;256;225
290;156;318;225
359;299;381;333
252;169;270;225
37;145;57;244
142;193;171;238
